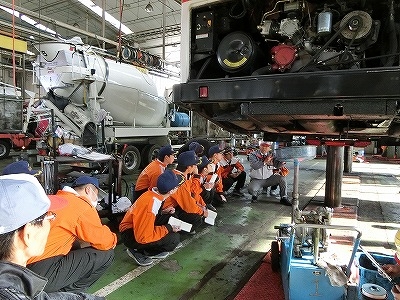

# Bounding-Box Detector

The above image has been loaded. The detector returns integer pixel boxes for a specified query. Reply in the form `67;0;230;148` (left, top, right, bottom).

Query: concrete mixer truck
32;37;190;174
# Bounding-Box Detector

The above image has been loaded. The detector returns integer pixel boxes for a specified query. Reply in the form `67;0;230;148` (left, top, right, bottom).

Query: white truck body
33;37;190;174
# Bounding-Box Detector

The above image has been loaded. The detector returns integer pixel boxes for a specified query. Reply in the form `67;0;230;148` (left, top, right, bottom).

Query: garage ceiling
0;0;182;64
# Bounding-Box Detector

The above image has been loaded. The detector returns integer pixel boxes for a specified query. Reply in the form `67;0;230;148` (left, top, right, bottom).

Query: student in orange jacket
27;176;117;293
206;145;227;207
190;155;217;211
163;151;207;233
134;144;176;200
220;147;246;196
120;169;181;267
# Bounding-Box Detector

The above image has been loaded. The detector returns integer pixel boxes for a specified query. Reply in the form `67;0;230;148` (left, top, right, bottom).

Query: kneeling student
120;169;182;266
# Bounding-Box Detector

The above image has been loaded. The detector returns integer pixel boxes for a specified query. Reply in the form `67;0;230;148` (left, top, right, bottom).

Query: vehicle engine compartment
175;0;400;143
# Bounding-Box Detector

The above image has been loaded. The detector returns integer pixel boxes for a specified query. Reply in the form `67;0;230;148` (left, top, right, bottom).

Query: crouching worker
27;176;117;293
120;169;182;266
0;174;104;299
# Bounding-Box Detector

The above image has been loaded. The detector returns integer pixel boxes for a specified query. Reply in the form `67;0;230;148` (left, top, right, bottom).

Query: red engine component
271;44;297;71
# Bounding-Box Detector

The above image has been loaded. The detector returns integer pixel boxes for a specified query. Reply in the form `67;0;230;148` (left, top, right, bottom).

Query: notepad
204;209;217;225
168;216;193;233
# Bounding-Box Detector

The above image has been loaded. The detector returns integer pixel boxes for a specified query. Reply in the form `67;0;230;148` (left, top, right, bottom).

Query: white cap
0;174;52;233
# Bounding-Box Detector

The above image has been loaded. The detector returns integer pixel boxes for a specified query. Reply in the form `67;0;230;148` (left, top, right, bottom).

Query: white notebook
168;216;193;233
204;209;217;225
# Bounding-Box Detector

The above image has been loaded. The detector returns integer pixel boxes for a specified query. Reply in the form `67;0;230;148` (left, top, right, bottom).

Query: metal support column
324;146;344;207
291;158;300;223
343;146;353;173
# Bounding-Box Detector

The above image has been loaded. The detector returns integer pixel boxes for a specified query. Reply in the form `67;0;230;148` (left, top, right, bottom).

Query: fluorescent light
77;0;133;35
0;6;57;36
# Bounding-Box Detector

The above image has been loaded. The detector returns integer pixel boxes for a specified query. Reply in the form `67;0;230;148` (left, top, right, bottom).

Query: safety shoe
147;251;169;259
251;195;258;203
280;197;292;206
126;248;153;266
232;190;245;197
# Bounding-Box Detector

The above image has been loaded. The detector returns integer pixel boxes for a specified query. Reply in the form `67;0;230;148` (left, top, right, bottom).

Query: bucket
361;283;387;299
357;253;395;300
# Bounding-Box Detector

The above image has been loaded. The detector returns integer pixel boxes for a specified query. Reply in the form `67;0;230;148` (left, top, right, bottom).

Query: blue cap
197;155;211;171
2;160;38;175
208;145;223;157
157;169;179;194
177;150;200;167
189;142;204;155
157;145;175;160
72;176;99;189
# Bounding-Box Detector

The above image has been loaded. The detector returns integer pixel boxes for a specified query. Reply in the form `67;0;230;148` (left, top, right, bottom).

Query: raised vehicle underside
174;0;400;143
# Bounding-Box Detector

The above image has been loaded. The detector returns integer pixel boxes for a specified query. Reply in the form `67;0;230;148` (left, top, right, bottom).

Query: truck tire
271;240;280;272
141;144;161;168
121;145;141;175
0;140;11;159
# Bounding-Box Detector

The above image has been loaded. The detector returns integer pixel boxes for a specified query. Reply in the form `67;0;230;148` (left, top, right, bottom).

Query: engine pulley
340;10;373;44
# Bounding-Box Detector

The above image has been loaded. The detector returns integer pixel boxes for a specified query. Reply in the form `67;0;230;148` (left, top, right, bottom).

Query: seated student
163;151;208;233
134;144;176;200
0;174;103;300
207;145;227;207
189;141;205;157
120;169;181;267
177;139;210;157
27;176;117;293
191;155;217;211
220;147;246;196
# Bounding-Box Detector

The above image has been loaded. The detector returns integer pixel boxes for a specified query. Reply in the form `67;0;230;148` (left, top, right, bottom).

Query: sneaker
232;190;245;197
269;190;278;196
147;251;169;259
251;195;258;203
126;248;153;266
207;203;217;212
280;197;292;206
175;242;183;249
188;230;196;235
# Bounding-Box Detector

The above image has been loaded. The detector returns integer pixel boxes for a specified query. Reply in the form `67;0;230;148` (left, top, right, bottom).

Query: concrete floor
1;152;399;299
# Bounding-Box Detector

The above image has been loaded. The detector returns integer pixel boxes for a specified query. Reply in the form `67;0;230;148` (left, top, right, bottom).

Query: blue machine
273;224;362;300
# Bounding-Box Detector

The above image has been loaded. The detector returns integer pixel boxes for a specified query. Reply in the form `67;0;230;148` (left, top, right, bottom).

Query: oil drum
217;31;263;74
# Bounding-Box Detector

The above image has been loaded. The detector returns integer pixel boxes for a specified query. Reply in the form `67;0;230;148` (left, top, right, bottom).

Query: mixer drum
34;40;167;127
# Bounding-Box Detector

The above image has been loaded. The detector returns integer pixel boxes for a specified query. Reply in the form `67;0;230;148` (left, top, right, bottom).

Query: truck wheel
121;145;141;175
0;140;11;159
271;240;280;272
141;144;161;168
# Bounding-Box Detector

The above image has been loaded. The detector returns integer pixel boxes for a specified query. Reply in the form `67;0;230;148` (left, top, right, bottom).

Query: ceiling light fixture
145;1;153;13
